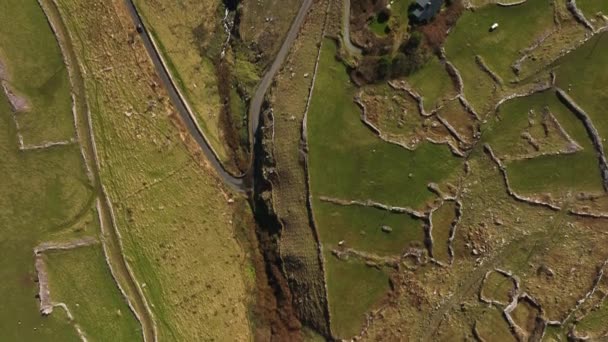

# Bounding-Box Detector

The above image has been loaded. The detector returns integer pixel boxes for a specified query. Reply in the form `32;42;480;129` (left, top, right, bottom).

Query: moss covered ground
0;94;87;341
45;245;142;340
0;1;143;340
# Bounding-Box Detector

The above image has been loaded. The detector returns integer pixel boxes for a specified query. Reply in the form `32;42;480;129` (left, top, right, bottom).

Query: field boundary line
484;144;562;210
37;0;159;340
299;0;334;336
566;0;595;32
354;91;466;157
556;88;608;192
319;195;427;219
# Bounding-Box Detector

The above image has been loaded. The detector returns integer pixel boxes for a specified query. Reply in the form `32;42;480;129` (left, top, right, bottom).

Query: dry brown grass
54;0;255;339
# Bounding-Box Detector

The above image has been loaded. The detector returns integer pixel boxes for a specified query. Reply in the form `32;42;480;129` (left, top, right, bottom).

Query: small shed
410;0;444;23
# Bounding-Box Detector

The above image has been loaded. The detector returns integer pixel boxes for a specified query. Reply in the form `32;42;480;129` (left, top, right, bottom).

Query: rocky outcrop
447;200;463;265
567;0;595;31
439;48;465;94
35;257;53;315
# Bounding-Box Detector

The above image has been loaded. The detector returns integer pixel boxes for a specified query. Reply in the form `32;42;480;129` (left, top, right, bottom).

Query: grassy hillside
53;0;256;339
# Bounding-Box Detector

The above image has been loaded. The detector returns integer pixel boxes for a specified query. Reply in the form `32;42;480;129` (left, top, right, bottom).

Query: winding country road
125;0;313;192
247;0;314;150
342;0;363;56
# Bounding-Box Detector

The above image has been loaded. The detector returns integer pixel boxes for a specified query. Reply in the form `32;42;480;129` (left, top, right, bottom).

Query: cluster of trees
350;0;464;85
352;31;427;84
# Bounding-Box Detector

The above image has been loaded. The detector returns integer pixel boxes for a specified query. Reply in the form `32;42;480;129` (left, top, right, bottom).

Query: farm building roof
411;0;444;22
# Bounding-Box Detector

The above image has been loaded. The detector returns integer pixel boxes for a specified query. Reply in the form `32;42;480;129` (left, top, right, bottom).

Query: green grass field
577;0;608;19
445;1;554;82
481;271;514;304
575;299;608;338
314;199;425;256
554;32;608;154
482;89;604;196
430;201;456;262
0;0;74;146
308;39;461;339
369;15;389;36
324;252;389;339
308;40;460;209
0;3;98;335
443;1;556;114
474;307;516;341
0;2;148;340
406;55;457;112
3;0;608;339
45;245;142;340
0;95;86;341
0;70;138;342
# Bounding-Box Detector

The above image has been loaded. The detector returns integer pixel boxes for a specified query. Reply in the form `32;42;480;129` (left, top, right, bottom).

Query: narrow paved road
124;0;245;192
247;0;314;147
125;0;313;192
342;0;363;56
